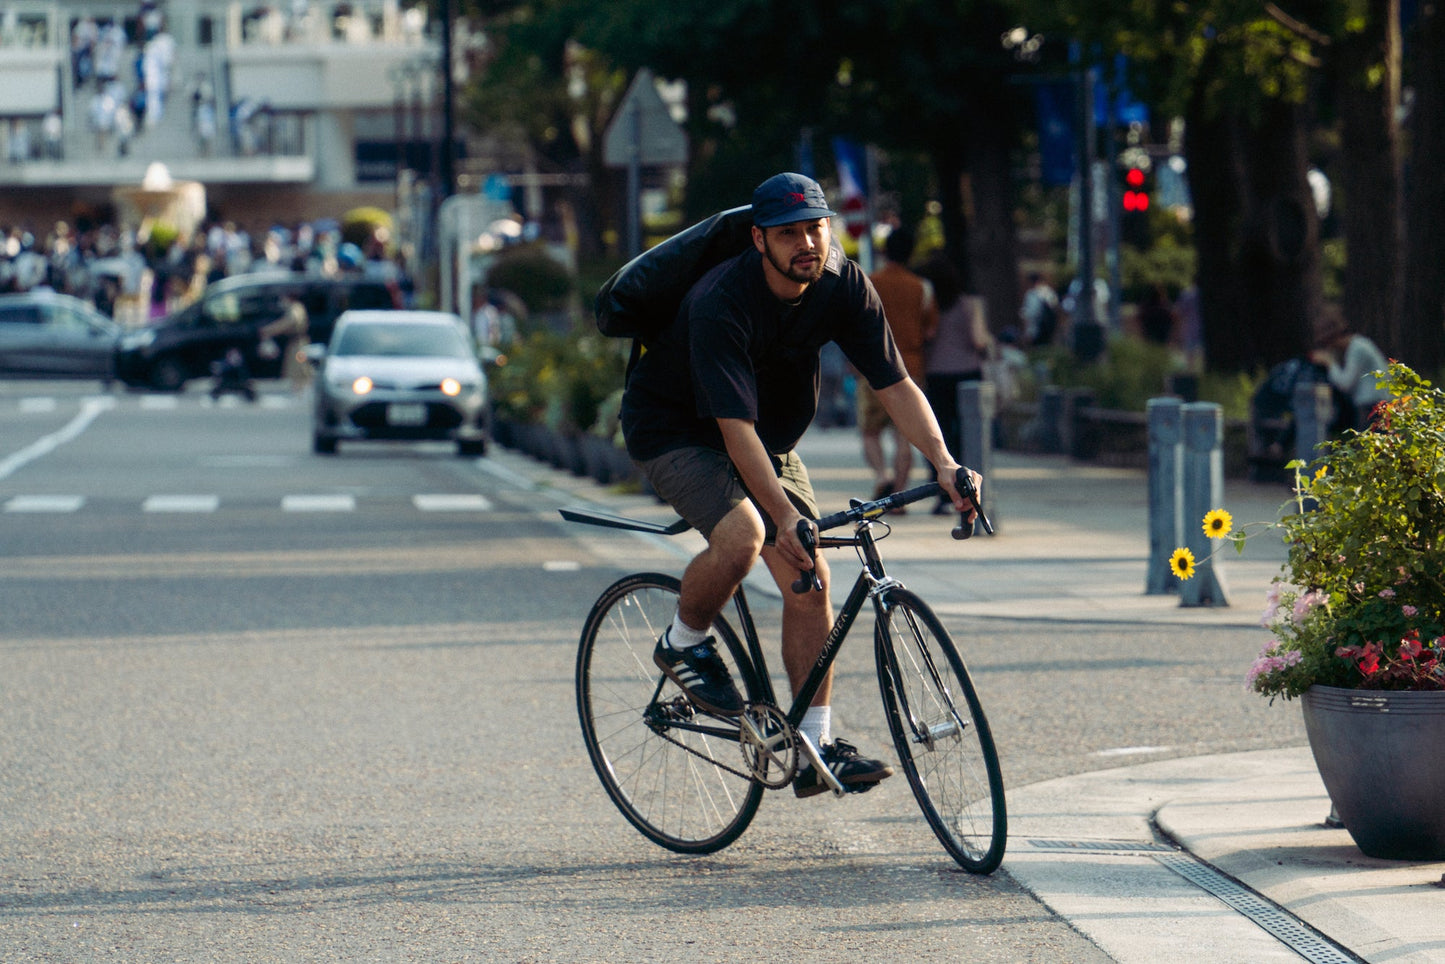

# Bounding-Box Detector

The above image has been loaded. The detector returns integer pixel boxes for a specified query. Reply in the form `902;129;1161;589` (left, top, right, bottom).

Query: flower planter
1301;685;1445;860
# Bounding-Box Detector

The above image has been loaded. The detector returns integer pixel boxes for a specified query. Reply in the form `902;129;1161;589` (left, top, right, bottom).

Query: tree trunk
1402;2;1445;376
933;142;972;293
1184;79;1249;372
1333;0;1403;354
1186;79;1321;372
963;92;1022;336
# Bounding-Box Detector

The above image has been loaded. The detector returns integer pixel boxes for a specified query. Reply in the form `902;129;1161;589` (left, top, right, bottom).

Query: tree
460;0;628;259
1402;3;1445;377
577;0;1029;328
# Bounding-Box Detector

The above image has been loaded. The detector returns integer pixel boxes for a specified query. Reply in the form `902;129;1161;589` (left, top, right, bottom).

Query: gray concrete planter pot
1301;685;1445;860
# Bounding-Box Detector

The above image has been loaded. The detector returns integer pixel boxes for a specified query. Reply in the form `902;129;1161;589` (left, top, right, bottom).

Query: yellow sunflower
1202;509;1233;539
1169;547;1196;580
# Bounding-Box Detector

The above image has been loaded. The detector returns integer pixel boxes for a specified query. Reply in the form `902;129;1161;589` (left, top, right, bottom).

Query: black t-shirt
621;247;906;461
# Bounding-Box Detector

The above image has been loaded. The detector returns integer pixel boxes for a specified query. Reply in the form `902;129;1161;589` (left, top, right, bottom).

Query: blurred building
0;0;454;228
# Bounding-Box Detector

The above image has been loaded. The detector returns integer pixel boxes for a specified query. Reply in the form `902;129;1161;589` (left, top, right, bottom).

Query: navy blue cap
751;173;838;228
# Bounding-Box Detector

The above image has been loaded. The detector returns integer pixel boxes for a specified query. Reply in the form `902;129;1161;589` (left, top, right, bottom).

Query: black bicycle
562;467;1007;874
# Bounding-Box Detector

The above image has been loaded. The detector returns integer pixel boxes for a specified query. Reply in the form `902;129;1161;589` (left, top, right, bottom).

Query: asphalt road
0;381;1303;962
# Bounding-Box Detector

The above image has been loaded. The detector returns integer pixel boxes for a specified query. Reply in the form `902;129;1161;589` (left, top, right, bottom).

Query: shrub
487;243;574;317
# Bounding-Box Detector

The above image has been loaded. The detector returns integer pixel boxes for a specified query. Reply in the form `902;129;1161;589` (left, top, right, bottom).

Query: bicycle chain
653;723;759;781
648;701;797;785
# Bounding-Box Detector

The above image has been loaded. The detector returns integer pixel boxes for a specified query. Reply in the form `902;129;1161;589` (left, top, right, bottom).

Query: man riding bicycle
620;172;981;797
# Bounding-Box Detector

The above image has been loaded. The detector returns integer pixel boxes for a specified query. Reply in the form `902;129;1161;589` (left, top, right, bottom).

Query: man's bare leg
676;501;765;632
759;546;834;706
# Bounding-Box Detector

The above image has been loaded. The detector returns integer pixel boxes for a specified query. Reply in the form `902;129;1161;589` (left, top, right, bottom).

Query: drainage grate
1154;852;1363;964
1024;838;1175;853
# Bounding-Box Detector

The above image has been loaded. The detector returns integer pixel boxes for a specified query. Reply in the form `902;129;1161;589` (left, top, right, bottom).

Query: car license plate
387;403;427;426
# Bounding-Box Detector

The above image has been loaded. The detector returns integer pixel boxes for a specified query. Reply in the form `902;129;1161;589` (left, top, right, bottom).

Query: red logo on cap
785;192;807;206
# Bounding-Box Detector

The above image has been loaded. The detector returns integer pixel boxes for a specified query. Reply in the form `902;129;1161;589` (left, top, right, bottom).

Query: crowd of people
0;216;413;324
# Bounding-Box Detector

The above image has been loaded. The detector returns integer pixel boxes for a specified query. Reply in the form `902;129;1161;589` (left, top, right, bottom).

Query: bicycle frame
728;523;893;730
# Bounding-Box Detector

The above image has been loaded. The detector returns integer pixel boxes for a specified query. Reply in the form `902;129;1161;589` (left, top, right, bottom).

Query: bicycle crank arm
796;732;847;796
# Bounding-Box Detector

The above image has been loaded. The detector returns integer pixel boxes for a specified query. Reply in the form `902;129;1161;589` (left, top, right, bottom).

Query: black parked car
115;273;401;391
0;291;122;383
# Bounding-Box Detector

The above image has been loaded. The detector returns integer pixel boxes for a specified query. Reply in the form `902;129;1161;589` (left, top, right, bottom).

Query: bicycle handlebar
792;466;993;593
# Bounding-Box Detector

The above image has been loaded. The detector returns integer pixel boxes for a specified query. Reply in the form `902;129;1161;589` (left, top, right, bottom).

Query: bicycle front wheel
876;588;1006;873
576;573;765;854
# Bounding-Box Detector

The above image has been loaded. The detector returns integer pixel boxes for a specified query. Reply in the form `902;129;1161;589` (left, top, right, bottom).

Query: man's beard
765;242;827;285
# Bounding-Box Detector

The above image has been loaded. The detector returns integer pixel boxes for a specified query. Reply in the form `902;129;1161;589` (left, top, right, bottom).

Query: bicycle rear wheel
576;573;765;854
875;588;1006;873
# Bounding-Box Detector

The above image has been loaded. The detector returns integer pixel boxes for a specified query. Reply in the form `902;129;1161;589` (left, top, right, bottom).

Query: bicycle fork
879;593;970;751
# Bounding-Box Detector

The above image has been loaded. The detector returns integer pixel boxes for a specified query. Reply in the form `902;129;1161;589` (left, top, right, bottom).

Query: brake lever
791;519;823;594
951;466;995;540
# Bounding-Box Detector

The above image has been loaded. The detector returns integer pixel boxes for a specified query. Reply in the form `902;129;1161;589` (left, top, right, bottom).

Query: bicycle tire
576;572;765;854
875;588;1007;873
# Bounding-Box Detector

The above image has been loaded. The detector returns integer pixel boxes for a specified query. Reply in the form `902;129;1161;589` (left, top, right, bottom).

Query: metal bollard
1034;386;1064;453
1293;382;1334;467
1179;401;1230;607
1064;387;1098;460
1146;396;1183;595
958;380;997;534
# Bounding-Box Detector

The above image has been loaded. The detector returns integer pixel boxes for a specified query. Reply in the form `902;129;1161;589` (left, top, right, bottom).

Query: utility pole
438;0;455;199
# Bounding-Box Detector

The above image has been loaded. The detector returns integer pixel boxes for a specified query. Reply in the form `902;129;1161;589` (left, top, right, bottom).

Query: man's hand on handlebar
774;509;816;573
937;463;983;523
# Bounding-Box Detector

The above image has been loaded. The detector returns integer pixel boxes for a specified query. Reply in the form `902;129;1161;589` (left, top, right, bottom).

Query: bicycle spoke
577;575;763;854
876;589;1006;874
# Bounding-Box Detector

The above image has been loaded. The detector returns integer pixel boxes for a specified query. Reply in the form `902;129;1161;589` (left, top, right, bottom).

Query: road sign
841;195;868;240
602;68;688;168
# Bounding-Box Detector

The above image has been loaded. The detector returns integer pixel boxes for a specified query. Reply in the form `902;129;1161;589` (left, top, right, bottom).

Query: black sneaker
652;633;744;716
793;738;895;798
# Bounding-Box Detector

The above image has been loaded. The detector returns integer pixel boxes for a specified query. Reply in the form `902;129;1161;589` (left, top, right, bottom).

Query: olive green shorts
639;446;819;540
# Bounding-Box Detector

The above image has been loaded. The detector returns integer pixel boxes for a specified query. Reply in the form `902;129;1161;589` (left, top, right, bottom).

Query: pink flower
1402;605;1418;617
1378;588;1396;599
1292;590;1327;621
1259;583;1286;626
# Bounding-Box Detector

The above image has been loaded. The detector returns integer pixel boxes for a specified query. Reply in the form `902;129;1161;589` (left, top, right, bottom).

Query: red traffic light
1123;190;1150;212
1125;167;1146;188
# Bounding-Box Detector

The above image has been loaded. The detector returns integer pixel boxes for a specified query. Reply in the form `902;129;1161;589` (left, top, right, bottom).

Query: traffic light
1122;166;1150;212
1121;165;1151;246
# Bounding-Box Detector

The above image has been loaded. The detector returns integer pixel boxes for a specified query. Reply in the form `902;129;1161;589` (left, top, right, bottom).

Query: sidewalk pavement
485;425;1445;964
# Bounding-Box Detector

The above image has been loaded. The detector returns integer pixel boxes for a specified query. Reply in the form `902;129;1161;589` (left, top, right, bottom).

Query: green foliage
1196;368;1261;421
1120;234;1197;303
1041;335;1187;411
1244;363;1445;698
488;329;627;435
486;243;575;316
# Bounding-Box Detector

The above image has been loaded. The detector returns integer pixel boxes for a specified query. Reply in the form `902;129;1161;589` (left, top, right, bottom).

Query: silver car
0;291;122;383
311;310;488;456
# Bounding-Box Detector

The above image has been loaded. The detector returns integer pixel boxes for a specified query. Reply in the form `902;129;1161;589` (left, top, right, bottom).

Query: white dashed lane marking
1;494;501;513
413;493;492;511
282;494;358;512
143;495;222;513
4;495;85;513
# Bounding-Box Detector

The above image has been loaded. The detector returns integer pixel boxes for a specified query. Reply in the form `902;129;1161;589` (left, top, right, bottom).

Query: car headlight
352;376;373;395
441;378;462;397
120;329;155;350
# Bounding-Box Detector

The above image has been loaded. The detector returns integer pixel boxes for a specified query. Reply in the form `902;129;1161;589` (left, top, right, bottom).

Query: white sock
800;705;831;748
665;614;708;651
